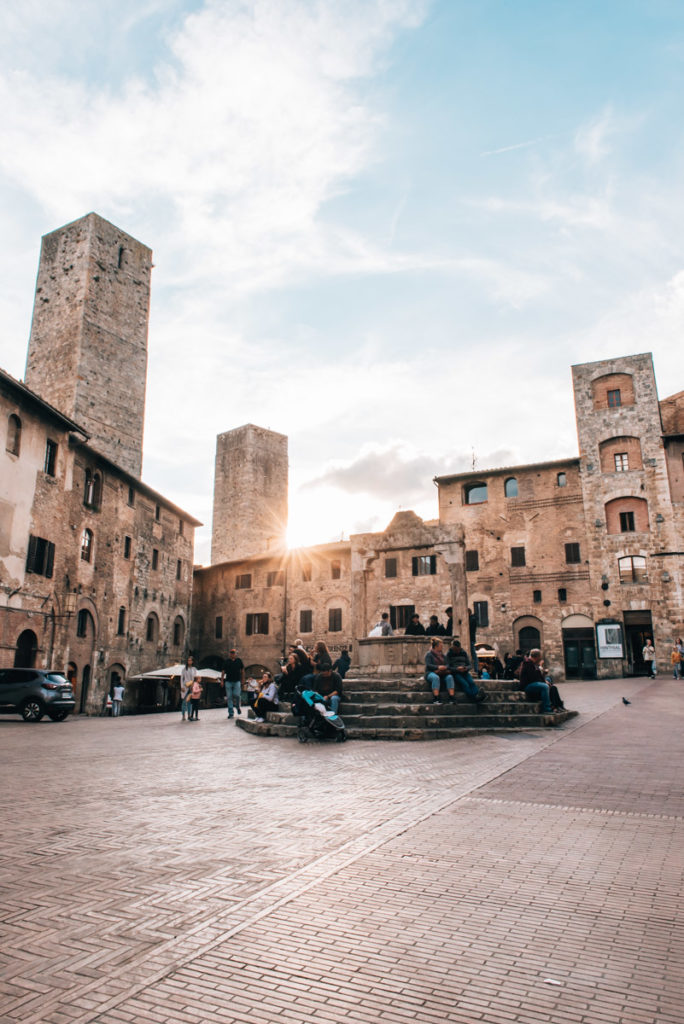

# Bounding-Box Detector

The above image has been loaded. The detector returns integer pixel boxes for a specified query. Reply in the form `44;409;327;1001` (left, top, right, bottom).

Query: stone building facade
194;352;682;682
0;215;199;713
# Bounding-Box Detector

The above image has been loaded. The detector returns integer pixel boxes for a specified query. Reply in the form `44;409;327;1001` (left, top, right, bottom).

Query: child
189;677;203;721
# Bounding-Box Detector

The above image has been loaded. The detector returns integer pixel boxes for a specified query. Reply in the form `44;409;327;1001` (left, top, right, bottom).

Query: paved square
1;677;682;1024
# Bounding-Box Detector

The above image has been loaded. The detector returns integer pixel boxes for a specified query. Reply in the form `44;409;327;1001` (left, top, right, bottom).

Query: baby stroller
291;688;347;743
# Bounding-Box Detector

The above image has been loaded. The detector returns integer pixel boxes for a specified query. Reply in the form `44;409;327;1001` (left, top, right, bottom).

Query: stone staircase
235;675;577;741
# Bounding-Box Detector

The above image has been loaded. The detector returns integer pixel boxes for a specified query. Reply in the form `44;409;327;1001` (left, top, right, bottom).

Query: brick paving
1;676;681;1024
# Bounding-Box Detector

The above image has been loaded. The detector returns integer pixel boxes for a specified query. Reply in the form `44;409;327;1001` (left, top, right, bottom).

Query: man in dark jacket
405;613;426;636
314;665;344;714
446;640;488;703
519;649;553;713
425;615;446;636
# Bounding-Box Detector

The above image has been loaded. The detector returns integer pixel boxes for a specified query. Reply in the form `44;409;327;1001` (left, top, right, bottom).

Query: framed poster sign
596;623;624;659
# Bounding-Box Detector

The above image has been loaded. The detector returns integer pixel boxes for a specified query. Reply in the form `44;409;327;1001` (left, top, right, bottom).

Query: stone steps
236;675;577;741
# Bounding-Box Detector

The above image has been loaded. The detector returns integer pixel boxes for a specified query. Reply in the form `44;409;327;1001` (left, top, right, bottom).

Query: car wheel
21;699;45;722
47;710;69;722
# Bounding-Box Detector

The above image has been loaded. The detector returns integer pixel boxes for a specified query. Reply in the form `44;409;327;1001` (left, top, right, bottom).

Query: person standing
221;648;245;719
188;676;203;721
112;680;125;717
468;607;479;676
180;656;198;722
405;614;426;636
642;638;657;678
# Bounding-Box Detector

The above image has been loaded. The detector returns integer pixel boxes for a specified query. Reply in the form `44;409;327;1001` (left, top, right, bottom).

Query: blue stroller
291;688;347;743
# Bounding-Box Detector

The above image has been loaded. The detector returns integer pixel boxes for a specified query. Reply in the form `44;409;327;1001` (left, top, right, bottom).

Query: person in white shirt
253;671;279;723
112;682;125;717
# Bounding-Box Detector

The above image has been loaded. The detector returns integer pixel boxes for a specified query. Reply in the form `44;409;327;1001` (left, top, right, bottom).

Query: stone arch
512;614;543;652
6;413;21;456
591;372;635;410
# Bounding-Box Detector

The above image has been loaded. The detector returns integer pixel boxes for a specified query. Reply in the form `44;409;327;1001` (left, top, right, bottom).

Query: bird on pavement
622;697;631;705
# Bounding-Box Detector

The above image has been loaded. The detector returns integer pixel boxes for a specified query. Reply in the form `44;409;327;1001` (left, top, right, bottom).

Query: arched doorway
14;629;37;668
518;626;540;652
80;664;91;714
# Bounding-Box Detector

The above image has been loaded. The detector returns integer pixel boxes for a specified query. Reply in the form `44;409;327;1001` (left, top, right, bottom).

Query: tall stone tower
211;424;288;563
25;213;152;477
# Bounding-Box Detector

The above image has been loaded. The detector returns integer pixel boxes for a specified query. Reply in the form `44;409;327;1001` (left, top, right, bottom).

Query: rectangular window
328;608;343;632
152;548;159;570
235;573;252;590
384;557;397;578
155;504;161;521
215;616;223;639
558;588;567;602
618;556;648;584
331;560;341;580
607;389;621;407
619;511;635;532
176;559;182;580
511;546;526;568
565;542;581;564
465;550;479;572
178;519;184;536
390;604;415;630
412;554;437;576
533;589;542;604
473;601;488;628
557;472;567;487
44;439;57;476
301;563;312;582
117;607;126;635
26;535;55;578
128;486;135;507
614;453;629;472
266;570;285;587
246;612;269;635
124;536;132;559
300;609;313;633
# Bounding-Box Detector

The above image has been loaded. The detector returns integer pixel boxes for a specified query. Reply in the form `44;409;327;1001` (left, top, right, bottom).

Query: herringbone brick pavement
1;676;681;1024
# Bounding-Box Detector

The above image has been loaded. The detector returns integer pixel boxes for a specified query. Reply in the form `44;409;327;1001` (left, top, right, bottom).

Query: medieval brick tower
25;212;151;477
211;424;288;564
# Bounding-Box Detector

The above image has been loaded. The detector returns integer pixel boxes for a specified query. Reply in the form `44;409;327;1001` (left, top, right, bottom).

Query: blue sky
1;1;683;558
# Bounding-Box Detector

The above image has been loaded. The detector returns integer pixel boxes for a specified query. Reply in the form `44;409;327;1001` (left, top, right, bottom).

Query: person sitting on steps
424;638;457;705
446;640;488;704
518;649;554;714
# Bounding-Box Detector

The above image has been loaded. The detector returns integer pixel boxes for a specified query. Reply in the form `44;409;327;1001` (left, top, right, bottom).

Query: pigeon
622;697;631;705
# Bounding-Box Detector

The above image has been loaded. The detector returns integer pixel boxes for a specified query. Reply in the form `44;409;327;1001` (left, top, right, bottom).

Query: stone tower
25;212;152;477
211;424;288;563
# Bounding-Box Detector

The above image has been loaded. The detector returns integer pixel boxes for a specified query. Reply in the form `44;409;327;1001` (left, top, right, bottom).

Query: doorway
14;629;38;668
80;664;91;713
563;628;597;679
623;610;654;676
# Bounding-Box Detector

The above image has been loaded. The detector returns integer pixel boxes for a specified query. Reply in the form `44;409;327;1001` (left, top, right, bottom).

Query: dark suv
0;668;75;722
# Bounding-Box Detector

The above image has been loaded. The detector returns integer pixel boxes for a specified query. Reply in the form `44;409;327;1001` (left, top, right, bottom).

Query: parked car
0;668;75;722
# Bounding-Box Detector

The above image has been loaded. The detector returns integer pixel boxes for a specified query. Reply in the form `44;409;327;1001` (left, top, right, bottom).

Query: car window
45;673;69;685
0;669;37;684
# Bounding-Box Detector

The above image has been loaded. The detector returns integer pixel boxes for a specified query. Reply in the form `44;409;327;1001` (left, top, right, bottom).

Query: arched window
618;555;648;583
81;528;93;562
605;497;649;535
83;470;103;510
14;629;37;668
518;626;541;651
6;414;21;456
146;613;159;643
504;477;518;498
173;617;185;647
557;472;567;487
76;609;94;639
464;482;488;505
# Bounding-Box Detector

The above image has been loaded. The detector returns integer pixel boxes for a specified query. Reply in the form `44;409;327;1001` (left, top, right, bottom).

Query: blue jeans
525;682;552;713
225;680;241;716
454;671;479;699
427;671;454;693
326;695;340;714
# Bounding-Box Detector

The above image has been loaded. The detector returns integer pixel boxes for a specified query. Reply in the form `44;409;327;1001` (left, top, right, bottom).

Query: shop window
504;477;518;498
412;555;436;576
384;558;397;578
246;613;269;635
300;609;313;633
44;439;57;476
6;414;21;456
26;535;55;578
328;608;343;632
464;482;488;505
511;546;526;567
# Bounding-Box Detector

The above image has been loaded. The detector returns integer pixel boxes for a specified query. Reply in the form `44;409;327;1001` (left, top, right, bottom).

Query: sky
2;0;684;561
